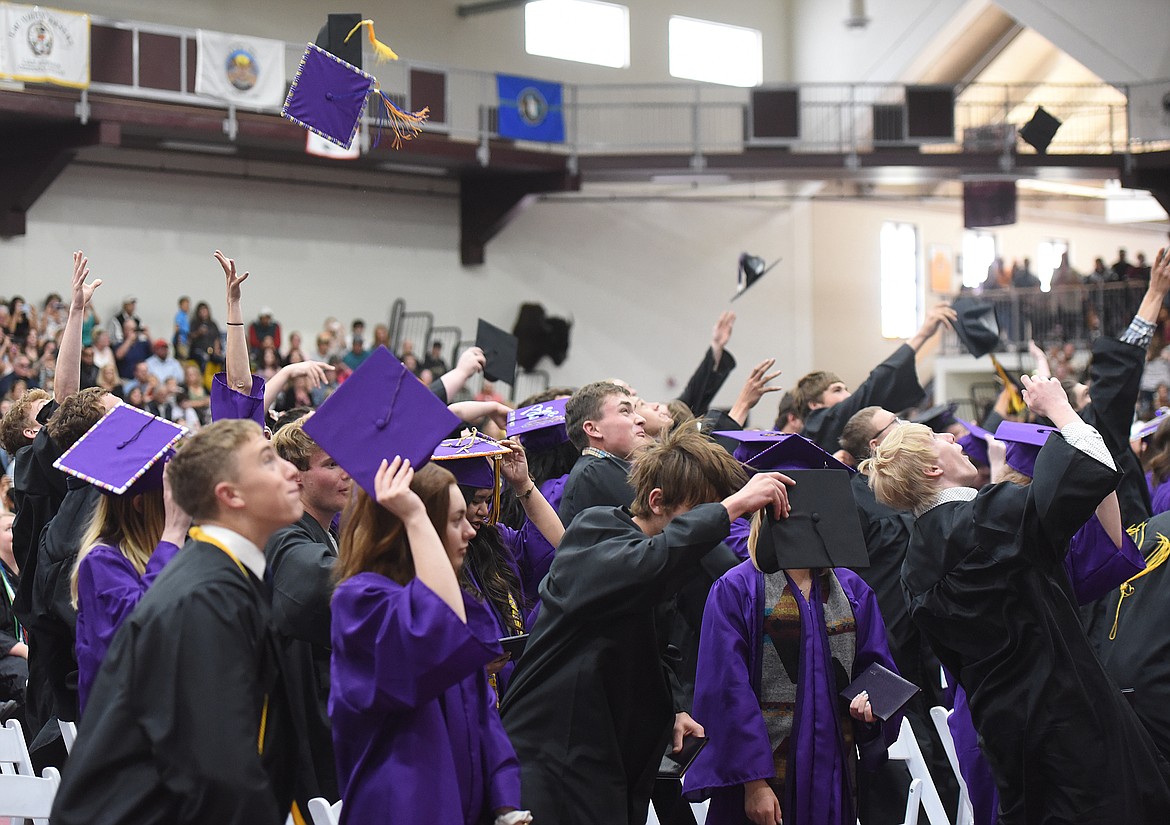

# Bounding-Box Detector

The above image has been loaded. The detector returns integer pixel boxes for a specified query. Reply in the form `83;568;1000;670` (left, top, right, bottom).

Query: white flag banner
195;29;286;108
0;2;90;89
307;130;360;160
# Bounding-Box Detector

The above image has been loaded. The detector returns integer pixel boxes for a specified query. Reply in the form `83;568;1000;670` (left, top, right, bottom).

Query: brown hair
839;406;883;463
628;424;747;518
71;489;166;607
334;463;456;586
271;417;318;471
795;371;843;418
44;387;109;449
859;422;937;512
565;381;629;451
167;419;259;521
517;386;576;407
773;391;802;431
1147;416;1170;486
0;387;50;453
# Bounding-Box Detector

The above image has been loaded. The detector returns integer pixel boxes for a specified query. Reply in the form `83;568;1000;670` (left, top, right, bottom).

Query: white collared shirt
197;524;266;580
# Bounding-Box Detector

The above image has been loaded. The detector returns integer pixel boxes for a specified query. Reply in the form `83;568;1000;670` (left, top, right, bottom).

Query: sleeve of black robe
676;347;737;417
557;458;635;527
266;528;335;650
1080;336;1145;454
1027;434;1122;561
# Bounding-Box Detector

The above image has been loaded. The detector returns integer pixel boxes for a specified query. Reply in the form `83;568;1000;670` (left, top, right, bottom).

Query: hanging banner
0;3;90;89
195;28;286;108
497;73;565;143
306;129;360;160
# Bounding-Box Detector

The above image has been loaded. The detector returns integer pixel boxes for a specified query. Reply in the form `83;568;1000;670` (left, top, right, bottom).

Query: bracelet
225;322;244;326
516;479;537;500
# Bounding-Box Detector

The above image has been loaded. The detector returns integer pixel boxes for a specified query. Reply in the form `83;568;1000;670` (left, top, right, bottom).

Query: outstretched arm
262;361;334;412
55;251;103;403
1135;248;1170;324
906;304;957;353
728;358;783;426
440;346;485;400
214;250;251;392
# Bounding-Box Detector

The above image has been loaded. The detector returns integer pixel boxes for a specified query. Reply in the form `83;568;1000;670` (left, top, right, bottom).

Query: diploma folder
840;662;920;722
498;634;529;659
657;736;709;779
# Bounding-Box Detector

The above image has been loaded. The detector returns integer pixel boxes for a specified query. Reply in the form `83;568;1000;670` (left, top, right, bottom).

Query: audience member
145;339;185;385
248;305;282;355
423;339;449;377
173;295;191;359
106;295;141;346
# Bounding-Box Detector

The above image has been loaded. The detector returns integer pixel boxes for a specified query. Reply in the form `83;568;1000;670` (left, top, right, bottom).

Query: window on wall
1036;238;1069;292
668;17;763;87
880;222;920;339
525;0;630;68
962;230;997;289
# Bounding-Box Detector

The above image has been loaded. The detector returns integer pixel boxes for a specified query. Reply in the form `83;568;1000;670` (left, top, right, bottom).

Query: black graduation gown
0;561;27;712
903;436;1170;825
51;540;297;825
801;343;925;452
676;346;736;418
1084;510;1170;762
849;473;957;823
557;452;634;527
1078;335;1151;529
264;512;339;805
500;503;730;825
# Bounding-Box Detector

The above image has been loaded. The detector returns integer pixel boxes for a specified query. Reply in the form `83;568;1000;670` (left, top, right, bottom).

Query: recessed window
1036;239;1069;292
962;230;997;289
525;0;630;69
880;222;920;339
668;16;762;87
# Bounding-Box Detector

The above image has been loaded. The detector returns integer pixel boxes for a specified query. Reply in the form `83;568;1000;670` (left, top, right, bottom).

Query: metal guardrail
9;13;1152;167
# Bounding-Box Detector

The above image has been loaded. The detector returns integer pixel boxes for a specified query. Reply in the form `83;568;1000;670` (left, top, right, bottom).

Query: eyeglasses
871;416;906;442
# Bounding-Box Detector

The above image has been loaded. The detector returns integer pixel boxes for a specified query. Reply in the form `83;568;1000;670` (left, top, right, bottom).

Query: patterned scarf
759;569;857;799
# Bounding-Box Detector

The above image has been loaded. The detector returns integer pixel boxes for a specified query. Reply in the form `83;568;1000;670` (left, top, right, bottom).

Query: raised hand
373;456;424;519
711;310;736;354
499;437;531;489
1020;373;1075;426
70;250;102;311
214;250;249;304
723;471;794;522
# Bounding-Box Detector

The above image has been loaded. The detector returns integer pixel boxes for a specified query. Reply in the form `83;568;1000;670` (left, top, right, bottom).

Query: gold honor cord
1109;524;1170;640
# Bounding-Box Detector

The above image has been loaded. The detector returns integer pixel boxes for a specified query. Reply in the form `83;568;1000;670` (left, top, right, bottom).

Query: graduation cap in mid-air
282;20;428;150
994;420;1058;478
53;404;188;497
745;436;869;573
303;345;461;499
950;296;1000;358
432;431;510;523
732;252;780;301
476;319;519;385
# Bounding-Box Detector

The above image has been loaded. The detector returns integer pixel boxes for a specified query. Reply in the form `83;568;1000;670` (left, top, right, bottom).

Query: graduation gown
903;436;1170;825
500;503;731;825
557;452;634;526
329;573;519;825
51;538;297;825
800;344;924;453
683;563;899;825
210;373;266;426
264;512;340;805
676;346;736;418
74;539;180;713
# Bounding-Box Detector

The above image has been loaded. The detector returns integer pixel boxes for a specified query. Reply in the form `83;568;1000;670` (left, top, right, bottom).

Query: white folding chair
0;720;61;825
887;717;950;825
59;719;77;754
930;706;975;825
307;797;342;825
901;778;924;825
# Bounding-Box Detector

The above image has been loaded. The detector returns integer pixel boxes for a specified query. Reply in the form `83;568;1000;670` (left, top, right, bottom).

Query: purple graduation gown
683;561;899;825
74;540;180;714
330;572;521;825
948;514;1145;825
1152;478;1170;516
211;373;266;427
499;521;556;614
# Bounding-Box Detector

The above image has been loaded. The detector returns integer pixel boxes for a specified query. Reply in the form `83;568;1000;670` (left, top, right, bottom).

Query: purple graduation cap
53;404;188;496
994;420;1058;477
1134;410;1169;442
711;429;789;463
303;345;461;500
281;43;375;149
506;398;568;452
956;417;993;467
432;432;510;524
746;433;855;474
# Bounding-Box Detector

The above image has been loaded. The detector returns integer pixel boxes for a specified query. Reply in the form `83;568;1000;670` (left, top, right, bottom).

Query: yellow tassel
344;19;400;62
377;93;429;150
1109;528;1170;640
990;355;1025;414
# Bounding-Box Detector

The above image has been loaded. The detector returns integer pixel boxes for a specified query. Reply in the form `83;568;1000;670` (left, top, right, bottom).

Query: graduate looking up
557;380;648;525
795;304;955;453
51;419;304;825
500;424;794;825
862;376;1170;825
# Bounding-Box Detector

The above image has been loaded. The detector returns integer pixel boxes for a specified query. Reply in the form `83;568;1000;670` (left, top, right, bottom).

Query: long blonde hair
70;490;166;607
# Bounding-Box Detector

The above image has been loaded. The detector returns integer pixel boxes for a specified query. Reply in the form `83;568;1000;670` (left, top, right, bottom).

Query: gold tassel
1109;528;1170;640
488;454;502;525
343;19;400;62
377;93;429;150
990;355;1025;414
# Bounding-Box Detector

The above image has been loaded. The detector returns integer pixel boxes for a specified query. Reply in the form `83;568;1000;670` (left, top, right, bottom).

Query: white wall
0;162;810;418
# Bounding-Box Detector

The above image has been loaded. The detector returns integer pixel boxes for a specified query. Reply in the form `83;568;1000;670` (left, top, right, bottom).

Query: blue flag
497;74;565;143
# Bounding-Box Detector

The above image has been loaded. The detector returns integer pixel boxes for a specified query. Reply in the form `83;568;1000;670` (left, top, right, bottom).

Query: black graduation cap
315;13;364;68
476;319;518;385
1019;106;1062;155
754;469;869;573
733;252;780;301
912;403;958;433
950;296;999;358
